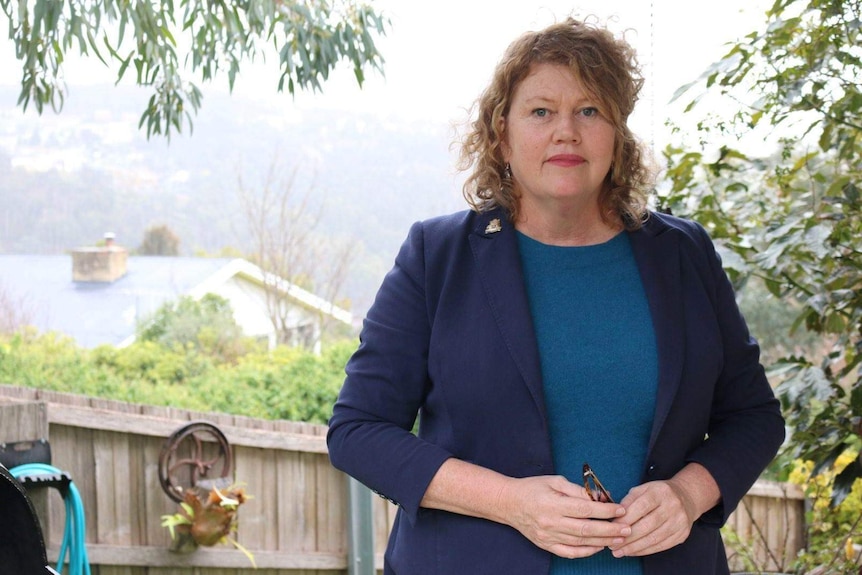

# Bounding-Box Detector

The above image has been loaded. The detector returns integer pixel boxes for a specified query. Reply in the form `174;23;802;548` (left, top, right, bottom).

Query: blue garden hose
9;463;91;575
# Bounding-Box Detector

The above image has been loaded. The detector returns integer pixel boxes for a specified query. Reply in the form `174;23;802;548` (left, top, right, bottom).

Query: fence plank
93;428;135;545
725;479;806;572
50;544;346;569
0;401;52;531
0;400;47;444
234;445;278;551
47;404;327;453
277;450;318;554
144;435;175;548
317;453;347;557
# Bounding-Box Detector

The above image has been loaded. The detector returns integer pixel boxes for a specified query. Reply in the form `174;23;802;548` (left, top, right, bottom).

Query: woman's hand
498;474;631;559
608;463;720;558
419;459;630;559
606;479;695;557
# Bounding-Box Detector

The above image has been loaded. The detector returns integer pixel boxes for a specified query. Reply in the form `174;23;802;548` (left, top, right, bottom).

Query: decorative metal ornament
158;421;233;502
485;218;503;234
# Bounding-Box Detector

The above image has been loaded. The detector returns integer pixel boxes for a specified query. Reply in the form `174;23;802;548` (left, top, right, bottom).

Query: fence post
0;401;51;529
347;477;375;575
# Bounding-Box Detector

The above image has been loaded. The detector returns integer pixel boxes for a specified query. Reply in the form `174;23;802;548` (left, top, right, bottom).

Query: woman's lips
546;154;586;167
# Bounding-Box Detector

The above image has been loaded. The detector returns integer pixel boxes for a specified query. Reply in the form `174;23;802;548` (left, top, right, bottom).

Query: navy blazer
328;208;785;575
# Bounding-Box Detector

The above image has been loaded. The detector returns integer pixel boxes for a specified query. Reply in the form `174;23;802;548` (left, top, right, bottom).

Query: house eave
190;259;353;326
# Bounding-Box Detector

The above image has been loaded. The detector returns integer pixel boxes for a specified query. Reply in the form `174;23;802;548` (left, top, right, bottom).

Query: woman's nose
554;114;581;143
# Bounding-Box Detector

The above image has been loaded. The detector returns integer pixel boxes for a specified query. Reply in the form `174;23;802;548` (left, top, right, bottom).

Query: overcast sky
0;0;772;147
282;0;773;143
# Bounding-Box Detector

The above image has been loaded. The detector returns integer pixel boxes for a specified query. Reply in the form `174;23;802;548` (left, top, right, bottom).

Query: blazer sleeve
327;220;452;524
682;222;785;524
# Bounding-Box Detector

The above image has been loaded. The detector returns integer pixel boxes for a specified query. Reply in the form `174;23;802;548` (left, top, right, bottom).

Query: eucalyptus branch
799;95;862;133
1;0;389;139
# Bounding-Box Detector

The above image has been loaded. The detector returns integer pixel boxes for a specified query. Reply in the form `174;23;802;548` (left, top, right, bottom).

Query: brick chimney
72;232;128;283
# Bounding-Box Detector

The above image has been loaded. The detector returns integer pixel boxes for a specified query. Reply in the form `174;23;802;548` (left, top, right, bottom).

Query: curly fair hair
458;17;652;228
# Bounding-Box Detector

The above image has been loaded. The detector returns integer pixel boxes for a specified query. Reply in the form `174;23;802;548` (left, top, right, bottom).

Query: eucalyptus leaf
0;0;389;139
830;455;862;507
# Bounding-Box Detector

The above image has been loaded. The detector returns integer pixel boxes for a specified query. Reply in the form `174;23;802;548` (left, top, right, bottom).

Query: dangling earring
500;163;513;194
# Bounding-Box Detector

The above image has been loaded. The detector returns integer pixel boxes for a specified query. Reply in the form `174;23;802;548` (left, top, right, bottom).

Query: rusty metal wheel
158;421;233;502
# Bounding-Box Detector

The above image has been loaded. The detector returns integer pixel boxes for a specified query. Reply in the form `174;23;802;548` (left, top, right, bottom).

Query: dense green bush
137;293;258;363
0;328;356;425
789;453;862;573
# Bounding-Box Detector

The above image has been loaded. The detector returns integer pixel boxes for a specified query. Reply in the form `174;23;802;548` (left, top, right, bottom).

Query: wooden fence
725;479;807;573
0;384;801;574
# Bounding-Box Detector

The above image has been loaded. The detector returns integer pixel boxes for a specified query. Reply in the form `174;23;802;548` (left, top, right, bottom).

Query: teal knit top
517;231;658;575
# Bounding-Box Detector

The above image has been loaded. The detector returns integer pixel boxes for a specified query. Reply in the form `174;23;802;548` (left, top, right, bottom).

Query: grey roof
0;255;238;348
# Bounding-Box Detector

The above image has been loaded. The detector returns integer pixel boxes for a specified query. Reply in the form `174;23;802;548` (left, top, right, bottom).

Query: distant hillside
0;85;466;316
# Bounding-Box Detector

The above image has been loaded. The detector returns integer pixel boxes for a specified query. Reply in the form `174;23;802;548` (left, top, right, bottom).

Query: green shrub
789;453;862;572
0;329;100;392
137;294;260;363
194;341;356;423
91;341;213;385
0;330;356;425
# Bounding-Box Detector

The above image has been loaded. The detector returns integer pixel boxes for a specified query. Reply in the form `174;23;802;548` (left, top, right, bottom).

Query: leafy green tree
1;0;388;138
662;0;861;505
736;277;824;367
137;293;250;361
139;224;181;255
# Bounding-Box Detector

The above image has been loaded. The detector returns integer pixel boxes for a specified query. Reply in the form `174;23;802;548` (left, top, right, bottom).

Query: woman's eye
580;107;599;118
532;108;549;117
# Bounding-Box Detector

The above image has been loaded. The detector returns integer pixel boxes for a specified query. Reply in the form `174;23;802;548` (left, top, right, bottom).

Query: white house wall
213;275;315;348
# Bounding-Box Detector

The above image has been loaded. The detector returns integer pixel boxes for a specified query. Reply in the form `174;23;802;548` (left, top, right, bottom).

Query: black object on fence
0;462;60;574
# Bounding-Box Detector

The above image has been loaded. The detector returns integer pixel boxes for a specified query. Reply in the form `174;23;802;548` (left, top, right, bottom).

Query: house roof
0;255;351;348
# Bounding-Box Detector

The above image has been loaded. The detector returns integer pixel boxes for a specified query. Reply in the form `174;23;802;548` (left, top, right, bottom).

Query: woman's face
501;63;616;221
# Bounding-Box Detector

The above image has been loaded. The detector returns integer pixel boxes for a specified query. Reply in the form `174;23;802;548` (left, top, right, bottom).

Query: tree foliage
1;0;388;138
662;0;862;505
789;454;862;572
137;293;250;362
139;223;181;255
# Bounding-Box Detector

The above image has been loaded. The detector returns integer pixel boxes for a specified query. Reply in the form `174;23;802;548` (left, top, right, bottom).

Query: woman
327;17;784;575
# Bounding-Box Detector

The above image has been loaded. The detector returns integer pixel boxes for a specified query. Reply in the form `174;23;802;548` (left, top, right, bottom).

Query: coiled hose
9;463;91;575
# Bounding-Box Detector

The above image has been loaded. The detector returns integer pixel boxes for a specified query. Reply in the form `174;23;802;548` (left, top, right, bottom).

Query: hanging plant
161;483;256;567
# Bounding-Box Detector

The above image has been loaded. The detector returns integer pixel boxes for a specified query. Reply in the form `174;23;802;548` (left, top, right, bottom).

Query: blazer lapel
465;210;685;451
468;210;547;422
629;217;686;454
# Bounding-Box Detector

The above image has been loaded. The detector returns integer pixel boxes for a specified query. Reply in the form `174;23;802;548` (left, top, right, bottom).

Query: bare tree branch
236;156;351;349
